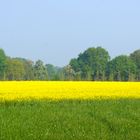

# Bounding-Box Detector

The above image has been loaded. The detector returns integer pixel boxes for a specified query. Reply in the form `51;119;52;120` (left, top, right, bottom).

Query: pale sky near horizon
0;0;140;66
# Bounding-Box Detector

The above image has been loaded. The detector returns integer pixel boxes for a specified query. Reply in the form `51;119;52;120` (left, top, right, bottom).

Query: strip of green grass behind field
0;99;140;140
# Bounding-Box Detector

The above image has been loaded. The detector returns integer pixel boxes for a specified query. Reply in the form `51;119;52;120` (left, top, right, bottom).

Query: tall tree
130;50;140;80
14;58;34;80
0;49;7;80
70;47;110;80
63;65;75;80
107;55;136;81
46;64;60;80
46;64;64;81
33;60;48;80
5;58;25;80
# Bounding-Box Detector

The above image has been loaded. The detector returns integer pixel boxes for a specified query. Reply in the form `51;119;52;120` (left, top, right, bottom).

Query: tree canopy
106;55;136;81
0;47;139;81
70;47;110;80
0;49;7;80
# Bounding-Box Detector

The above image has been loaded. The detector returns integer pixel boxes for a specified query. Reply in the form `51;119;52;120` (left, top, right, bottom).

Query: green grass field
0;99;140;140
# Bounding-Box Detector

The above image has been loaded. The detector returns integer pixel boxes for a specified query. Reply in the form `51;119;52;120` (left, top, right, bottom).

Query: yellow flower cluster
0;81;140;101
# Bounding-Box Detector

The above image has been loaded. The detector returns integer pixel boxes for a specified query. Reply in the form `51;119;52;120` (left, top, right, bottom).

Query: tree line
0;47;140;81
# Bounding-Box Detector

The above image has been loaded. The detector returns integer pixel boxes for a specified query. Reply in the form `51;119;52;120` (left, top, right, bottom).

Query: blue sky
0;0;140;66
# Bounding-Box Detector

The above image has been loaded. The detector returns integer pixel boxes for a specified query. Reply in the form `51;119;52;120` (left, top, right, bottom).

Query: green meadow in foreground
0;99;140;140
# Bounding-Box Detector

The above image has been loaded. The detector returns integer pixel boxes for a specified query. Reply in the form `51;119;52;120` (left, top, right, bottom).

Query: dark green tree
0;49;7;80
107;55;136;81
130;50;140;80
70;47;110;80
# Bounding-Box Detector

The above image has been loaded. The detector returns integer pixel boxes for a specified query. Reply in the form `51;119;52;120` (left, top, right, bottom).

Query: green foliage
14;58;34;80
0;47;140;81
107;55;136;81
46;64;56;80
0;99;139;139
70;47;110;80
33;60;48;80
130;50;140;80
46;64;63;80
5;58;25;80
63;65;75;80
0;49;7;80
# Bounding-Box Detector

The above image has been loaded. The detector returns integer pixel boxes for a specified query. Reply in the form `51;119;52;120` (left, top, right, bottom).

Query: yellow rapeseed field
0;81;140;101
